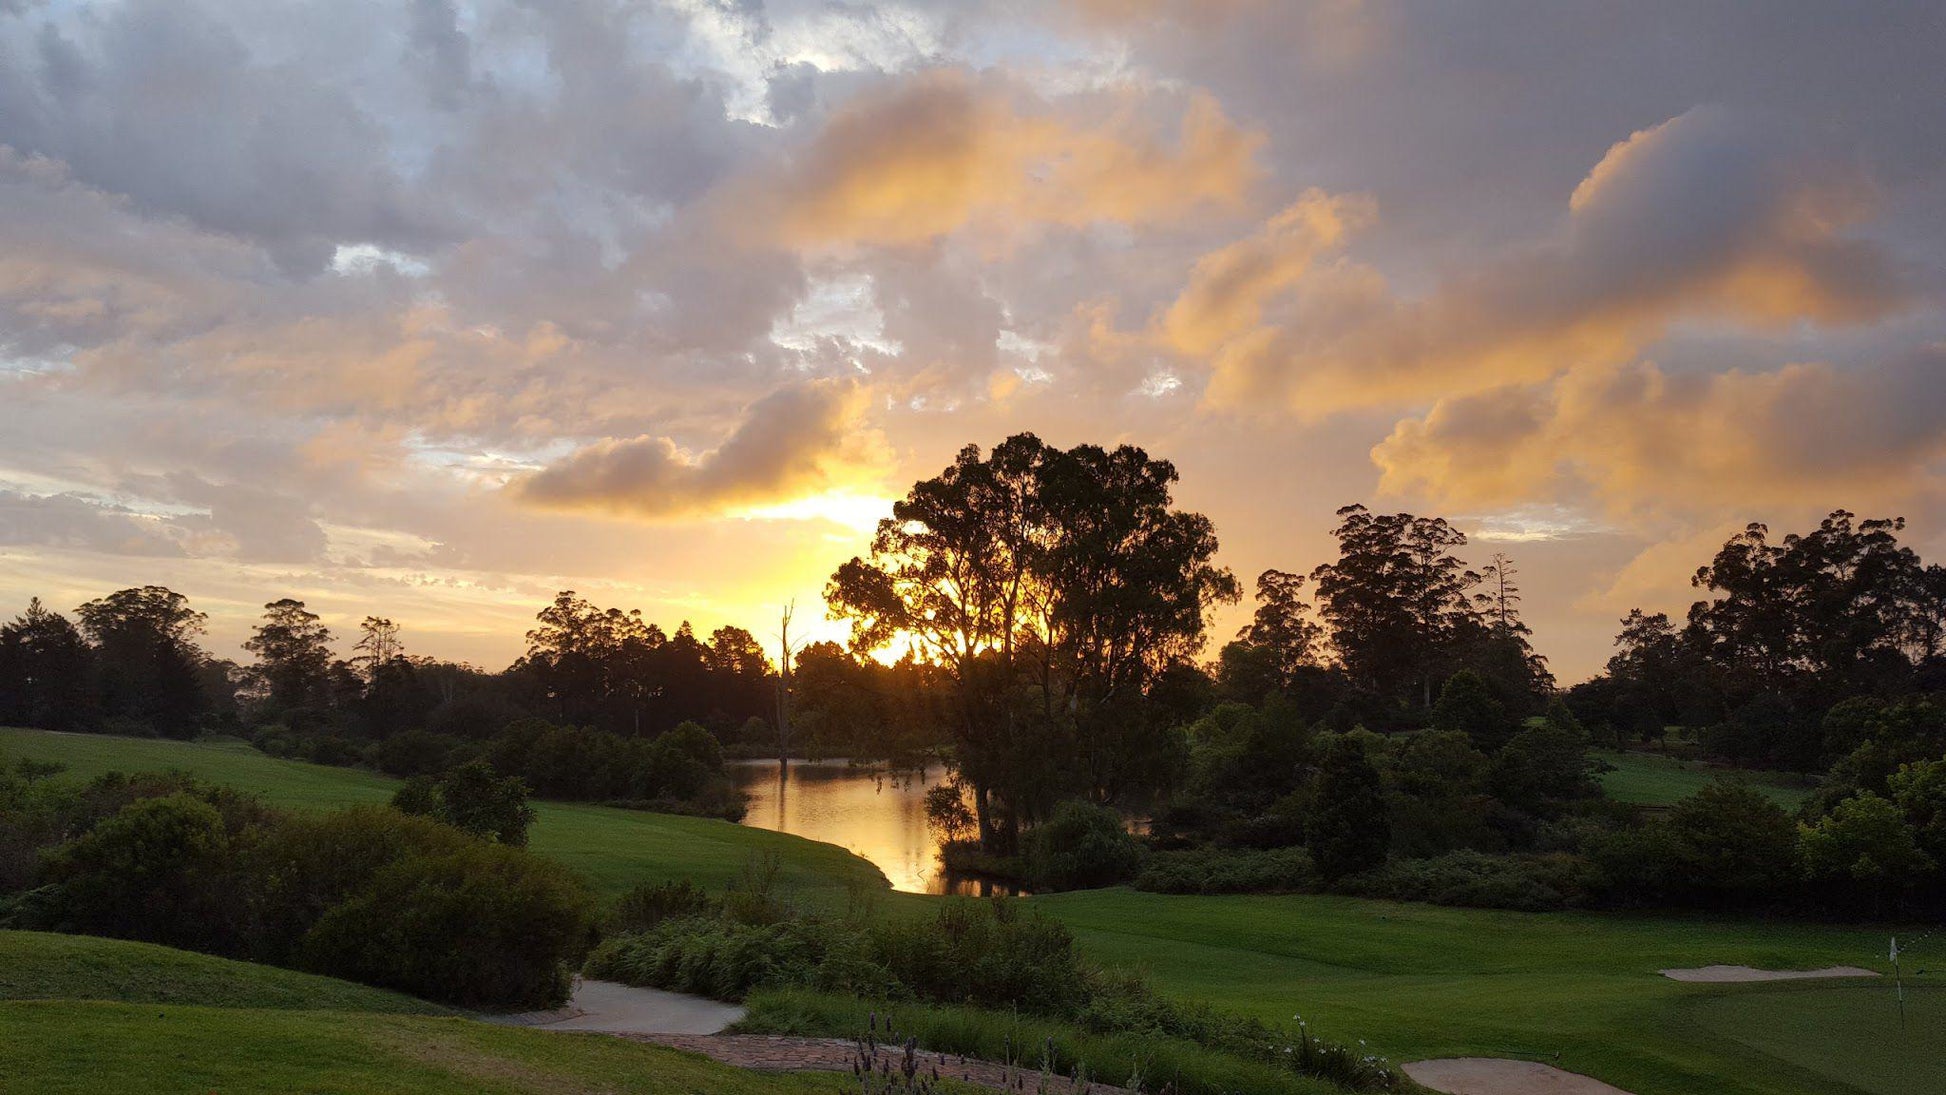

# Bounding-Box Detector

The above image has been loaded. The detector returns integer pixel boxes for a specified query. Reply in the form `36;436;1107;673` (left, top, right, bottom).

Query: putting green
1684;981;1944;1095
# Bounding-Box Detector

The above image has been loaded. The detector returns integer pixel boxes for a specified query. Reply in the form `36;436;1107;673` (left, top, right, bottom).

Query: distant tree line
0;583;929;819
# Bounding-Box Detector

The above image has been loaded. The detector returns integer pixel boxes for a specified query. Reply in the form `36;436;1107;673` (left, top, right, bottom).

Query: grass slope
0;726;885;900
0;1000;867;1095
0;931;939;1095
1595;750;1815;810
0;930;445;1014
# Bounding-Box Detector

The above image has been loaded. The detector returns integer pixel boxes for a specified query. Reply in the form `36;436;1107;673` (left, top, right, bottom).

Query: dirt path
488;979;746;1035
1657;964;1878;983
1404;1058;1636;1095
630;1033;1137;1094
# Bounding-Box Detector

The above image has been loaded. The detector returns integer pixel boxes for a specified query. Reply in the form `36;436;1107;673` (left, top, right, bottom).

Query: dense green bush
391;759;536;845
1022;800;1146;891
5;772;594;1009
299;840;593;1007
1587;780;1801;909
609;878;718;933
589;897;1088;1014
1340;850;1594;911
1135;847;1317;895
42;793;254;951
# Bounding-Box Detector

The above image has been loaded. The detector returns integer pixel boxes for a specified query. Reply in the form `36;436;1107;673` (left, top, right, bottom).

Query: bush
390;760;536;845
300;839;594;1008
610;878;719;933
1134;847;1318;895
18;784;594;1010
1307;735;1389;881
42;793;252;951
1022;800;1145;891
1341;851;1594;911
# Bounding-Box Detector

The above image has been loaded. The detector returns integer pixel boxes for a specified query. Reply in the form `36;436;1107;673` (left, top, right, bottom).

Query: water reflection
728;759;1022;896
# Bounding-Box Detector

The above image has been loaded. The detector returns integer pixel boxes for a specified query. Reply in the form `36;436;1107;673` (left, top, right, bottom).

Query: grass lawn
1038;889;1929;1095
0;726;884;901
0;999;873;1095
0;930;445;1014
1594;749;1816;810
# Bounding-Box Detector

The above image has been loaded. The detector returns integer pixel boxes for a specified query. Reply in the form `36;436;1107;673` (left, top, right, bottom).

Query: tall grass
741;989;1385;1095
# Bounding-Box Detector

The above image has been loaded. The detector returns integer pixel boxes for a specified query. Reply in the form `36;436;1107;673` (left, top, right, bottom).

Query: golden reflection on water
729;759;1009;895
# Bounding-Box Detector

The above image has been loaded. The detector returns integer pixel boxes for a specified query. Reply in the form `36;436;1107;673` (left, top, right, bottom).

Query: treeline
1568;511;1946;768
0;584;939;818
1128;510;1946;919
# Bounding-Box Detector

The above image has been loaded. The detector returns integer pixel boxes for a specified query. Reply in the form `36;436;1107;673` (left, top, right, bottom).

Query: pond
727;759;1021;896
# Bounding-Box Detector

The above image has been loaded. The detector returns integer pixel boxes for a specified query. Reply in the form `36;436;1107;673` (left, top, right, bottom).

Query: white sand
1404;1058;1636;1095
1657;964;1878;983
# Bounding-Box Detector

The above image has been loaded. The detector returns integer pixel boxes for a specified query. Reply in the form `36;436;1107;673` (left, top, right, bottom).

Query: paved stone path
626;1033;1138;1094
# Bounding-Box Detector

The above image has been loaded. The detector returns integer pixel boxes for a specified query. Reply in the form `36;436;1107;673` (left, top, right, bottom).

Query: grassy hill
0;929;914;1095
0;930;445;1013
0;727;885;900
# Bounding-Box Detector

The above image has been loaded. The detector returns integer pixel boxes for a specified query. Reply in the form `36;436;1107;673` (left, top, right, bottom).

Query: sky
1;0;1943;682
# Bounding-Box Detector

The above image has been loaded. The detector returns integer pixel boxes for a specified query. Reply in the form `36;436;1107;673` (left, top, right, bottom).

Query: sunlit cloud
0;2;1941;682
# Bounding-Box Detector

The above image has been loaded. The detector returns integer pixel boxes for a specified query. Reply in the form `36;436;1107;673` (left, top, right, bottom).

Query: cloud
1160;189;1373;355
0;490;187;556
1190;107;1915;415
741;68;1263;249
512;379;890;520
1372;348;1946;519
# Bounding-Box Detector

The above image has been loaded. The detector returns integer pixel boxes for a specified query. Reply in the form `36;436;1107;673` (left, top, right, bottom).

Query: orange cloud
511;378;891;521
1373;350;1946;519
1185;107;1912;416
745;69;1262;250
1161;189;1373;355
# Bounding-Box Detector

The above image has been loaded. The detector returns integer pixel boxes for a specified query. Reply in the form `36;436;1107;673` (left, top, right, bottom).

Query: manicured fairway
1594;749;1815;809
0;727;885;900
1038;889;1928;1095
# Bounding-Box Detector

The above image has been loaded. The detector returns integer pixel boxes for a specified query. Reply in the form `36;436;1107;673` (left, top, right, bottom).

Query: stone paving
624;1033;1139;1094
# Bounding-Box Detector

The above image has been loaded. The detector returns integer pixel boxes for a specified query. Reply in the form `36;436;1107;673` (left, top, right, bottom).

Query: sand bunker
1658;964;1878;983
1404;1058;1636;1095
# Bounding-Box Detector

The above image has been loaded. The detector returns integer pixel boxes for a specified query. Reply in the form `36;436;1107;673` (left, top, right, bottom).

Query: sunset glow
0;2;1942;681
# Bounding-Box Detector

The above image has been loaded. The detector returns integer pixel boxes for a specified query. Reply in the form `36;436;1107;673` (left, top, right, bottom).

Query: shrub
390;760;536;845
1022;800;1145;891
1307;735;1388;881
1662;780;1799;905
299;839;594;1008
610;878;719;933
1799;792;1933;914
41;792;252;951
1134;847;1318;895
1341;850;1593;911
